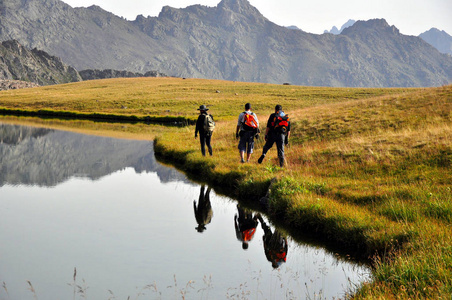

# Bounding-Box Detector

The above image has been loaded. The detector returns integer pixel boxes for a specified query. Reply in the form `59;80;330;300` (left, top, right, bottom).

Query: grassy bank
1;78;451;299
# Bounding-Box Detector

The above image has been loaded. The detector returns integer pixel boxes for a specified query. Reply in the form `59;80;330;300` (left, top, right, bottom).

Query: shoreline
0;107;194;125
153;136;410;264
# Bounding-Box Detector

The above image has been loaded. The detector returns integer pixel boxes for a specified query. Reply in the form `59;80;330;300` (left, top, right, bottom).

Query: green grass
1;78;451;299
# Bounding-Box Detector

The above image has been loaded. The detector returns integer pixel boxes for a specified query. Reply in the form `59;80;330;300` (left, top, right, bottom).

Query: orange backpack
272;113;290;134
242;112;258;130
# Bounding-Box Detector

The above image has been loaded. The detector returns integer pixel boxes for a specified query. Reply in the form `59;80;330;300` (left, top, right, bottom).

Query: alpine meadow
0;77;451;299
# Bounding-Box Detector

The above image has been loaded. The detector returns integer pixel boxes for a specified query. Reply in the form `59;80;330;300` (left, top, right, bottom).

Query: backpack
272;112;290;134
242;112;258;131
204;114;215;134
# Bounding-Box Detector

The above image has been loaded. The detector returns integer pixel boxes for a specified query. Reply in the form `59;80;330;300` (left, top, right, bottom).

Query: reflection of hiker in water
234;205;259;250
257;215;288;268
193;185;213;233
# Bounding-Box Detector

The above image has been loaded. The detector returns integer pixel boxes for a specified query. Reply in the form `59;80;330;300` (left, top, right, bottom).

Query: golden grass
1;78;451;299
0;77;413;121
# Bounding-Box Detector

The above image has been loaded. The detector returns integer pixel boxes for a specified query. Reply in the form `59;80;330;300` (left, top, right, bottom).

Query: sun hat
198;105;209;111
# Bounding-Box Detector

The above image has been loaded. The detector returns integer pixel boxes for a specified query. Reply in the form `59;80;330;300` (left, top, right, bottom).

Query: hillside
1;0;451;87
0;40;81;86
420;28;452;55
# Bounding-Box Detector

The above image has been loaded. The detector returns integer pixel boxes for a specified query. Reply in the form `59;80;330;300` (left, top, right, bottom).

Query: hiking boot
258;155;265;164
240;158;245;163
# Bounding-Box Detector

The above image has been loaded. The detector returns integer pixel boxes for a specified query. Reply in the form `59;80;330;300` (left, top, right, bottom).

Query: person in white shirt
235;103;259;163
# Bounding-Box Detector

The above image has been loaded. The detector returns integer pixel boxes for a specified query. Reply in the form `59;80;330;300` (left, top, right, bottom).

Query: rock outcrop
0;79;40;90
0;40;82;86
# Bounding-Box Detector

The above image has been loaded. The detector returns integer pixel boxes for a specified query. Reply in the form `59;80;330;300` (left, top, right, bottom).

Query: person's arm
236;113;243;138
285;122;291;144
253;113;259;128
195;116;201;138
264;114;272;141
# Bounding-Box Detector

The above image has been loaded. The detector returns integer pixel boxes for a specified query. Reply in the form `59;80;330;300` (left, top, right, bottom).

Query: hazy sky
60;0;452;36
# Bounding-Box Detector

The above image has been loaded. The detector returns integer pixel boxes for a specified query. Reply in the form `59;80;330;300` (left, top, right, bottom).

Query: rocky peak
342;19;400;36
216;0;265;29
158;5;183;22
419;28;452;55
324;19;356;34
218;0;263;17
1;40;24;55
86;5;106;12
218;0;251;11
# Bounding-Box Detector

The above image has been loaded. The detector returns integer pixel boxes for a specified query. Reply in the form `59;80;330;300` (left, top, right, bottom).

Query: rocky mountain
1;0;451;87
419;28;452;55
324;20;356;35
0;39;166;89
0;39;81;85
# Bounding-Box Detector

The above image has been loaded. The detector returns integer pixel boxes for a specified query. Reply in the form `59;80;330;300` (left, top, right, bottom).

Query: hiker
257;215;288;269
193;185;213;233
235;103;260;163
234;205;260;250
194;104;214;156
257;104;290;167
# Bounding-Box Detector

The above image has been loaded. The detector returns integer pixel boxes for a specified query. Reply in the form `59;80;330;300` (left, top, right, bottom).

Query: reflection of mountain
0;123;188;186
0;124;52;145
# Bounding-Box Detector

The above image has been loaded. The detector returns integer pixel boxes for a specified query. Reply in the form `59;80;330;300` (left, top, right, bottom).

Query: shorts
238;130;255;153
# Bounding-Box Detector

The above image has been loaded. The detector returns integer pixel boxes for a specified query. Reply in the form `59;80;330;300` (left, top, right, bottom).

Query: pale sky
60;0;452;36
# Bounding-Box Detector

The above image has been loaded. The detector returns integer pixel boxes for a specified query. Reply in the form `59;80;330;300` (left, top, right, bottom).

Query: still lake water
0;122;371;299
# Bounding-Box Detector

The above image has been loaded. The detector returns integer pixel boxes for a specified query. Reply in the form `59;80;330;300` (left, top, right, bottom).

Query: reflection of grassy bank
0;115;167;140
0;107;193;125
1;78;451;298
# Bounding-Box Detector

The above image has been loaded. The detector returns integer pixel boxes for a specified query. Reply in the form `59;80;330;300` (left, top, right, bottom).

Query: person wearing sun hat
195;104;214;156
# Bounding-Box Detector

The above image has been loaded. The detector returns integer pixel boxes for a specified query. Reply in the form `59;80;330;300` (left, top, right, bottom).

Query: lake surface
0;121;371;299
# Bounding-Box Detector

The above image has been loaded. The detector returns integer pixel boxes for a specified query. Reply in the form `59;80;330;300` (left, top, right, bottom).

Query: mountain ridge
324;19;356;34
1;0;451;87
419;28;452;55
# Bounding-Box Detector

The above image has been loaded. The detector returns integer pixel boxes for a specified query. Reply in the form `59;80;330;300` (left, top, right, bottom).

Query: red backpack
272;113;290;134
242;112;258;131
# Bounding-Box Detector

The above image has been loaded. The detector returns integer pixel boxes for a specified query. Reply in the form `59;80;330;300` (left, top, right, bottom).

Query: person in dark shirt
194;105;213;156
257;215;288;269
257;104;291;167
193;185;213;233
